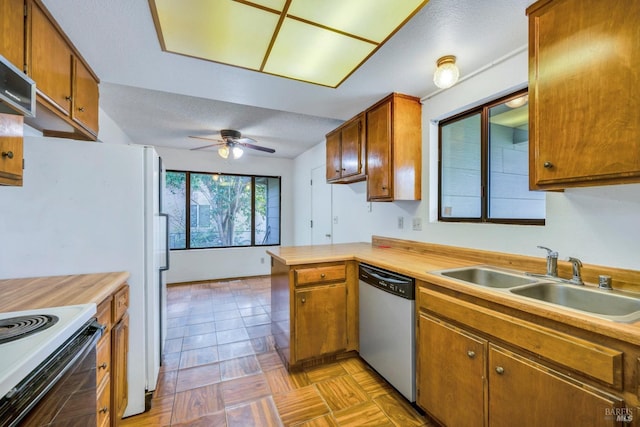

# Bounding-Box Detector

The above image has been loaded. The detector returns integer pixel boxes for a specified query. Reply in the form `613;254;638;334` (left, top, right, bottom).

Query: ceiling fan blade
240;142;276;153
190;143;223;151
189;135;222;143
236;137;257;144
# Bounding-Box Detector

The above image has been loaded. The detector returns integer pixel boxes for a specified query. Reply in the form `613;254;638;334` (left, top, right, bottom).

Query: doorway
310;166;332;245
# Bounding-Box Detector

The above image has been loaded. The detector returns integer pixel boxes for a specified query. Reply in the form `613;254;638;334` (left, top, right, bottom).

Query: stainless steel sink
510;283;640;323
434;266;538;288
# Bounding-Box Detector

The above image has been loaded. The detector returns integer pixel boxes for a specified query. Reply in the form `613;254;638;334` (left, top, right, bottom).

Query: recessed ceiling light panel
149;0;429;87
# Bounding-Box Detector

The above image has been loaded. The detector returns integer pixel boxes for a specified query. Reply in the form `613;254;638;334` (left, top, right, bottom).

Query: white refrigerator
0;136;169;417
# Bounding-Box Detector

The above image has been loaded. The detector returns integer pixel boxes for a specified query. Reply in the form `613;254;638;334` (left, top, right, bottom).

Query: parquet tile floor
121;276;435;426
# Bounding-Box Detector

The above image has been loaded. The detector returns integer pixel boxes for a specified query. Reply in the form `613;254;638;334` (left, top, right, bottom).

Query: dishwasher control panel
359;264;415;300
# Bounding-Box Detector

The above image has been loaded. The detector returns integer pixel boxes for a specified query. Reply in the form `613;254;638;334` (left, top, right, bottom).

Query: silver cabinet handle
320;273;326;279
2;151;14;159
543;161;553;168
495;366;505;375
467;350;475;359
301;297;306;304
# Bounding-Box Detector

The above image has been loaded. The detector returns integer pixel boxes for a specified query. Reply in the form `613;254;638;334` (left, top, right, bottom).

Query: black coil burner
0;315;59;344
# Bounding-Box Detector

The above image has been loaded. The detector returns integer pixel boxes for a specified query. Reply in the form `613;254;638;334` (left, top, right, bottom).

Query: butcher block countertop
0;271;130;312
268;236;640;346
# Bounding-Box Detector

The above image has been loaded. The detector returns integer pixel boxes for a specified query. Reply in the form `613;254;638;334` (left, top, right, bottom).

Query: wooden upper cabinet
326;113;365;183
0;113;24;186
73;57;99;133
29;0;73;115
0;0;25;71
527;0;640;190
25;0;99;140
366;93;421;201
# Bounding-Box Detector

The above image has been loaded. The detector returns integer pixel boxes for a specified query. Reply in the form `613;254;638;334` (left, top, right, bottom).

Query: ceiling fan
189;129;276;159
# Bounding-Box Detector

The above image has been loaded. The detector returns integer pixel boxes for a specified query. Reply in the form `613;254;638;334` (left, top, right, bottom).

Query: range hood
0;55;35;117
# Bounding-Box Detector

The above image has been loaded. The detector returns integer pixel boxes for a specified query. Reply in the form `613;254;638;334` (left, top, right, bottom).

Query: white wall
293;50;640;271
155;146;294;283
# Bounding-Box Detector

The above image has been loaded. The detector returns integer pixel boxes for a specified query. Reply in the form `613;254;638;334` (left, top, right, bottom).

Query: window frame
165;169;282;250
438;88;544;225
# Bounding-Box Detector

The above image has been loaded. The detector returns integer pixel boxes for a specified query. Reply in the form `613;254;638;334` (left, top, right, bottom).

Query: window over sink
163;171;281;249
438;89;545;224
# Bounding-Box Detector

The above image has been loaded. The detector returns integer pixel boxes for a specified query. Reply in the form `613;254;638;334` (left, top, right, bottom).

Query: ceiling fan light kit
189;129;275;159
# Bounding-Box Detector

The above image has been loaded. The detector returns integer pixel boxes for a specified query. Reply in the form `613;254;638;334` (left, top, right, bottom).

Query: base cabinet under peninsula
270;258;358;369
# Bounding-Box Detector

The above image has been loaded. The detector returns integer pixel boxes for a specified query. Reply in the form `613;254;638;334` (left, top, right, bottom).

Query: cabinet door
325;130;342;182
295;283;347;361
418;314;486;426
340;115;363;178
489;345;624;427
73;58;99;135
366;99;392;200
0;0;25;70
0;114;23;186
529;0;640;189
112;312;129;425
29;0;72;114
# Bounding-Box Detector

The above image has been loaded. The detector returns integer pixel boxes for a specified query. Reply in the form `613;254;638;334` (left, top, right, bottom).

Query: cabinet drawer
295;264;346;286
113;286;129;322
418;286;623;388
96;375;111;427
96;331;111;386
96;297;112;332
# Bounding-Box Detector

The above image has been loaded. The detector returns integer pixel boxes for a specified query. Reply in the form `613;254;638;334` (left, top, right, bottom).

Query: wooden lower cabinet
96;284;129;427
112;312;129;424
271;258;358;369
294;283;347;361
417;284;629;427
488;345;623;427
418;313;623;427
418;313;486;426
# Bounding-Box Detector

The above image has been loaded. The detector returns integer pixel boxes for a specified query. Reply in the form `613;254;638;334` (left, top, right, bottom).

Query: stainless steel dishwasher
359;263;416;402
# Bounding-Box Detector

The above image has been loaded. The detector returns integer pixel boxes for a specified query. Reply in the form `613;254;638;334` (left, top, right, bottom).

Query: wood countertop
0;271;130;312
267;237;640;346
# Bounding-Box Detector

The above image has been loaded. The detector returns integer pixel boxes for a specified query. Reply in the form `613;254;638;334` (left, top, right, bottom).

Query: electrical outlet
367;202;373;212
412;217;422;231
333;216;339;224
398;216;404;229
260;257;265;264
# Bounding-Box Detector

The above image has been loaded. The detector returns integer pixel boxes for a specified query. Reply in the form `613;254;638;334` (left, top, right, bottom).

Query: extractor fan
189;129;276;159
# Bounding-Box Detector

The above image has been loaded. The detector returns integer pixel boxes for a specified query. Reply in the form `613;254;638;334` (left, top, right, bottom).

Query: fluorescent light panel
150;0;428;87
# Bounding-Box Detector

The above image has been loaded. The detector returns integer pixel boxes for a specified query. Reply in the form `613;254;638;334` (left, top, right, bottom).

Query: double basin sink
431;266;640;323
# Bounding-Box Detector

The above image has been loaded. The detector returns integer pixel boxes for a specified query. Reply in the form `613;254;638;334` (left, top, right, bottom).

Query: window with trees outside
163;171;281;249
439;89;545;224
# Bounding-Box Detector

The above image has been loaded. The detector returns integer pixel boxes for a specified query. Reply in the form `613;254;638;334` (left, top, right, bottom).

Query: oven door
0;320;103;427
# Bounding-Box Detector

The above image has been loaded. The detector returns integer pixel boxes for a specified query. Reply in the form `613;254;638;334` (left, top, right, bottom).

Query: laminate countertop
267;239;640;346
0;271;130;313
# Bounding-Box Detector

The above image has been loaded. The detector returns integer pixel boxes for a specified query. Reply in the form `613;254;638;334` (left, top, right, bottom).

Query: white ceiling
41;0;532;159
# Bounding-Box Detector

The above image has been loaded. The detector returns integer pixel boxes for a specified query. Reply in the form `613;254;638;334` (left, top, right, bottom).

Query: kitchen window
438;89;545;224
163;171;281;249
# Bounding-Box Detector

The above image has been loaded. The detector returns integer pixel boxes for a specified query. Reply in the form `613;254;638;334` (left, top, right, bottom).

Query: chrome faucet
567;257;584;285
537;246;558;277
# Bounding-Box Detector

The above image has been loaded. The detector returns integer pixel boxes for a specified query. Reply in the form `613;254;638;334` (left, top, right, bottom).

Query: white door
310;166;333;245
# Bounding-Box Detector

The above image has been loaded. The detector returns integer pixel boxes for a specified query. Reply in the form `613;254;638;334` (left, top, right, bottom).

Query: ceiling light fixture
150;0;429;88
433;55;459;89
505;94;529;108
218;144;243;160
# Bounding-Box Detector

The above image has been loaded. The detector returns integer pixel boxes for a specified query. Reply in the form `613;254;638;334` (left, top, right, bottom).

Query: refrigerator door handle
159;213;170;271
